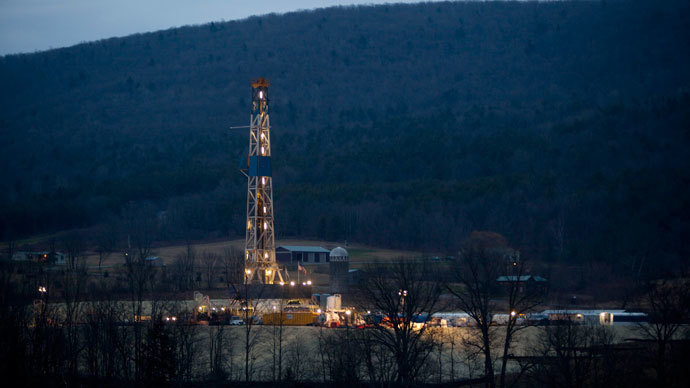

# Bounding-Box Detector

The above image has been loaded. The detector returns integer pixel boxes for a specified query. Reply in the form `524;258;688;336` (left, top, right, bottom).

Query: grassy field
79;238;420;269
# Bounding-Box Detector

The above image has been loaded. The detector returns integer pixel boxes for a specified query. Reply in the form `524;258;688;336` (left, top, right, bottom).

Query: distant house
12;251;66;265
276;246;330;264
495;275;548;295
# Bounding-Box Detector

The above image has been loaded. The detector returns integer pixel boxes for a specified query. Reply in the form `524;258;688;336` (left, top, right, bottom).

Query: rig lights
345;310;351;316
290;281;295;286
317;309;322;314
306;280;312;285
38;286;47;293
246;269;252;275
266;269;272;275
510;311;517;317
302;282;306;286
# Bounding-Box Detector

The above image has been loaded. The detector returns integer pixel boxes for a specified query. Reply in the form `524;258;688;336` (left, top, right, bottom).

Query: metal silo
329;247;349;294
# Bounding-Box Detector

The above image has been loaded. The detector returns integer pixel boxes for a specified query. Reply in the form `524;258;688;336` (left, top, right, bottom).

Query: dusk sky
0;0;446;56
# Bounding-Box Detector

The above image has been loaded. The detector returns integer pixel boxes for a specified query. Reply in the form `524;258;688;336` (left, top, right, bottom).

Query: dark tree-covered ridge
0;0;689;273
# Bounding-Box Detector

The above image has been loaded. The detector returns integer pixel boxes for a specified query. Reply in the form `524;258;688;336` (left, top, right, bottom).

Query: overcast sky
0;0;449;56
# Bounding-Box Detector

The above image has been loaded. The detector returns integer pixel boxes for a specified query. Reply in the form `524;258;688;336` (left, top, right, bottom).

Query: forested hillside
1;0;689;273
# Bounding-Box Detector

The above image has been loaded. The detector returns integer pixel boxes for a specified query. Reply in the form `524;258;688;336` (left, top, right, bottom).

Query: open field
132;324;656;381
75;238;420;270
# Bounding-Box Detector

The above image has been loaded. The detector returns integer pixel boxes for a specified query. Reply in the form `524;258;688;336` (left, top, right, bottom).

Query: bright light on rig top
258;90;264;99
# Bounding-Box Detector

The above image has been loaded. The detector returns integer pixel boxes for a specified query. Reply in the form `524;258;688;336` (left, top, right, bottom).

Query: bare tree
636;277;690;386
448;231;543;388
59;264;88;377
284;335;318;382
121;202;159;381
526;317;618;388
61;231;85;270
201;250;219;290
269;295;286;382
222;247;243;289
230;277;266;382
94;222;117;270
83;295;129;379
359;259;443;386
320;326;365;384
172;243;196;291
208;325;230;381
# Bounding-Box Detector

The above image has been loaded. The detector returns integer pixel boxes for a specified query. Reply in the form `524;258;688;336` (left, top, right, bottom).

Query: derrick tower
242;78;284;284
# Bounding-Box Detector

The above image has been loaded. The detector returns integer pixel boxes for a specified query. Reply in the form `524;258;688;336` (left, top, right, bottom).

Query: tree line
1;230;688;387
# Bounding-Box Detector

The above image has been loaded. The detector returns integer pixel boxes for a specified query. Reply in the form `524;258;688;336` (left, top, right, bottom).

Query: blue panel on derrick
249;156;272;177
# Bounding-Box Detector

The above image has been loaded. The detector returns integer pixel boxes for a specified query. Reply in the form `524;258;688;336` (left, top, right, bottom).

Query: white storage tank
326;294;342;311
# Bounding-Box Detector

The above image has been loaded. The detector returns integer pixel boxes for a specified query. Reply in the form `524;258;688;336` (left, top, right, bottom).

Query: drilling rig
241;78;285;284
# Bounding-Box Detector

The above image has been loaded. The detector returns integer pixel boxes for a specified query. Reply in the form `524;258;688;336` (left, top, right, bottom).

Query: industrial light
279;282;285;286
261;177;266;184
367;311;371;314
290;281;295;286
263;206;267;214
317;309;322;313
264;222;268;230
264;252;269;259
345;310;351;315
266;269;272;275
259;90;264;99
261;146;265;155
172;316;177;321
302;282;306;286
510;311;517;317
307;280;312;285
246;269;252;275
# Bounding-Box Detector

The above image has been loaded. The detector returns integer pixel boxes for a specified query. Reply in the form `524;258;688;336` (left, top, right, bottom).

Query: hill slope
1;0;689;272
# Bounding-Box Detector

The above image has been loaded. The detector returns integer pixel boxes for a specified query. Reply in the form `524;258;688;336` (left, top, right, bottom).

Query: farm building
276;245;330;264
496;275;548;295
12;251;66;265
